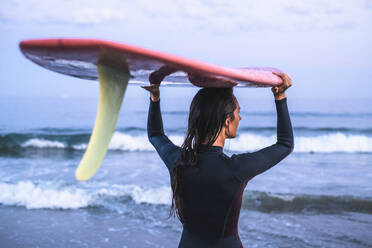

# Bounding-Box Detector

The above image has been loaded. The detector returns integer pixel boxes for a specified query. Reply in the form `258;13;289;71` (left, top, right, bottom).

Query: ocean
0;86;371;248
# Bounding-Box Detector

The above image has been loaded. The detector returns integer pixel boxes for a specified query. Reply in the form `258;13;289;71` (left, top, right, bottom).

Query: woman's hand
142;84;160;102
271;71;292;100
142;66;178;102
149;66;178;85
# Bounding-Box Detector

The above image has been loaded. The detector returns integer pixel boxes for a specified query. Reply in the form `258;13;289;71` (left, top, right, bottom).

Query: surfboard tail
75;63;129;181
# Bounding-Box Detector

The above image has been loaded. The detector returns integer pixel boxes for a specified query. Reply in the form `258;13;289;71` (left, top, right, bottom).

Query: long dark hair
170;87;237;222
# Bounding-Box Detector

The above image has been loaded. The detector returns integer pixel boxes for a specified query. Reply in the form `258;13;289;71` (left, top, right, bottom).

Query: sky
1;0;371;100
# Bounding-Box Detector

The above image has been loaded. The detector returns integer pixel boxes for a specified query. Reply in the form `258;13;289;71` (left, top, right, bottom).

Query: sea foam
22;139;66;149
18;132;372;153
1;181;371;214
0;181;171;209
0;181;90;209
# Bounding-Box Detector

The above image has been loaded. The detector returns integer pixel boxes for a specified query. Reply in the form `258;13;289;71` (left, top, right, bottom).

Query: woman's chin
227;134;237;139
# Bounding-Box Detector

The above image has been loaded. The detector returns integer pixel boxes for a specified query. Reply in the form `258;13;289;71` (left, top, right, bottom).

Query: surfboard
19;38;284;181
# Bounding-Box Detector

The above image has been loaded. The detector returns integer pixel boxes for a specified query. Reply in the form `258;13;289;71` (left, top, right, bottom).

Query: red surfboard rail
19;38;283;87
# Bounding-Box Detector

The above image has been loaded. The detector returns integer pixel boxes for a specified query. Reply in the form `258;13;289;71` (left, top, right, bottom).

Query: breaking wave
0;181;171;210
1;131;371;153
1;181;371;214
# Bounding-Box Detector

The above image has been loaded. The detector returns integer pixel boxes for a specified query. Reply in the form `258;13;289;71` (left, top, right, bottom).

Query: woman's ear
224;117;230;128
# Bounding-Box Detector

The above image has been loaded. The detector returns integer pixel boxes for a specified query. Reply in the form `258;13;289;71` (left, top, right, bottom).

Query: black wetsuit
147;98;294;248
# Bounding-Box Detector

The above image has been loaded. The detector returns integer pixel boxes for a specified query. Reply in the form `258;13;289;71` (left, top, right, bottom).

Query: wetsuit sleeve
231;98;294;182
147;99;180;173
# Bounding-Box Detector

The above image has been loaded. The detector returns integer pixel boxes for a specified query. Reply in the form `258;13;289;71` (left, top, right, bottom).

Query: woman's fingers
272;71;284;77
141;84;160;101
149;66;178;84
271;71;292;96
271;86;279;94
141;86;153;92
141;85;159;92
272;72;292;87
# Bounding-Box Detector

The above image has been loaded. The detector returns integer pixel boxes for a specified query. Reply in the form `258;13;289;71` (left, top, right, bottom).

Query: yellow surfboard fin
75;62;130;181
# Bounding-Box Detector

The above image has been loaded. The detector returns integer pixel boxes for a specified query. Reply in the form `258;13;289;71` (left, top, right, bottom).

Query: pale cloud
0;0;371;98
0;0;126;24
0;0;371;33
205;1;372;32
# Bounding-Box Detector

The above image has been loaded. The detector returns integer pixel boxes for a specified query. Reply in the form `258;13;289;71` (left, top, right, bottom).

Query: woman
143;70;294;248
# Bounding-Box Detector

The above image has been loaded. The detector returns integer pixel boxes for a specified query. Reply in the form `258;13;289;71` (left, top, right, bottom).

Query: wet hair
170;87;237;222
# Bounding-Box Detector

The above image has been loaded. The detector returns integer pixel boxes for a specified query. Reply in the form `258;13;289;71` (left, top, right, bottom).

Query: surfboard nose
75;63;129;181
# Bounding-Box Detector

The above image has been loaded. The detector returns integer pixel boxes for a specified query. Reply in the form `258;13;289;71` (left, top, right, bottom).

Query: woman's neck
212;128;226;148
